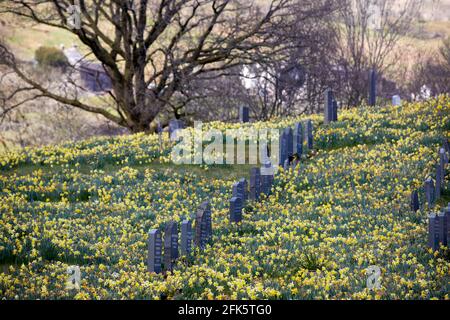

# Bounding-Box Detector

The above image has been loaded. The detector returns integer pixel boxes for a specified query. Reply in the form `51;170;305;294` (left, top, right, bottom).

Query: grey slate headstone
260;160;274;195
239;106;249;123
285;127;293;158
410;190;419;212
229;196;243;223
279;129;288;166
195;201;210;249
428;213;440;251
425;177;434;207
164;221;178;271
369;69;377;106
332;99;338;122
293;122;303;157
181;220;193;256
147;229;162;274
324;88;333;124
249;167;261;201
445;205;450;246
306;120;313;150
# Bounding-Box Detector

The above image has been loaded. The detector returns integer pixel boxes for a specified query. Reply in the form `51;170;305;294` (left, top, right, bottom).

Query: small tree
35;46;69;69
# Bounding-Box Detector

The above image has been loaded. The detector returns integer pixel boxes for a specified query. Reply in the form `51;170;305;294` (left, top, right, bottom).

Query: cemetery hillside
0;95;449;300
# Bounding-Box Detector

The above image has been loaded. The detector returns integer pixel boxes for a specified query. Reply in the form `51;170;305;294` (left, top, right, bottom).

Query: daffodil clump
0;96;449;300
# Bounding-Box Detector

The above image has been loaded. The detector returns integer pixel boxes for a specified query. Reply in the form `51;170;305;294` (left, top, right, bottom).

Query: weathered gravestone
164;221;179;271
410;190;419;212
195;201;211;249
324;88;333;124
147;229;162;274
369;69;377;106
425;177;434;207
285;127;293;159
239;106;250;123
249;167;261;201
428;213;440;251
279;129;288;166
260;161;274;195
392;95;401;106
229;196;243;223
306;120;313;150
436;163;442;199
181;220;193;256
332;99;338;122
293;122;303;157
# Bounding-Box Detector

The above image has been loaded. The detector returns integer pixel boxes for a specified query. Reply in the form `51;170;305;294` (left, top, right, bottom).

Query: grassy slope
0;96;449;299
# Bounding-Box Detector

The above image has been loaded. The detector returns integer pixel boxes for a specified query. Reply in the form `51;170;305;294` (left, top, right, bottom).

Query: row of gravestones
410;138;450;251
147;201;212;274
229;120;316;223
279;120;314;169
149;118;317;270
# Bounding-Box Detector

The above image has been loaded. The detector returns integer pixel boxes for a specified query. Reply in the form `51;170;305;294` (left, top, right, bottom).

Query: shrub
34;46;68;69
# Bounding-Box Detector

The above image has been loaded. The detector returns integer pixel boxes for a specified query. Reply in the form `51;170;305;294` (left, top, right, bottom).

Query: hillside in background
0;96;449;299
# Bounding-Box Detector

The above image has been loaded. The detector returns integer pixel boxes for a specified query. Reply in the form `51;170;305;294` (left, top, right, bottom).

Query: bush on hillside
34;46;68;69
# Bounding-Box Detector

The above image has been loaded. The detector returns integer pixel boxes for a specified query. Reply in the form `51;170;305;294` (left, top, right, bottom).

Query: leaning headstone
306;120;313;150
436;163;442;199
147;229;162;274
369;69;377;106
249;167;261;201
293;122;303;157
232;182;240;199
392;95;401;106
181;220;193;256
164;221;178;271
428;213;440;251
324;88;333;124
410;190;419;212
332;99;338;122
239;106;249;123
424;177;434;207
229;197;243;223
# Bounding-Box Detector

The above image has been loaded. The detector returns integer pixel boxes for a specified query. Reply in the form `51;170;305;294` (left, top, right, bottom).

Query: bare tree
332;0;421;106
408;37;450;97
0;0;295;133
